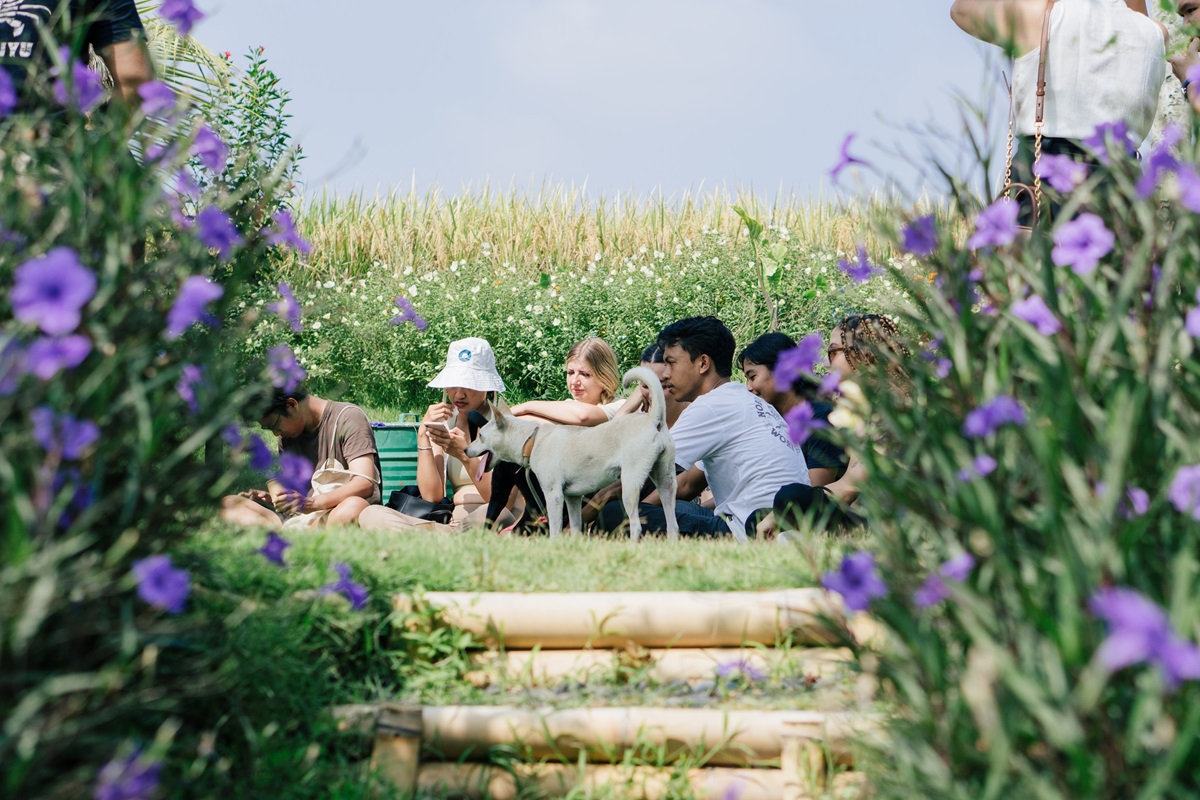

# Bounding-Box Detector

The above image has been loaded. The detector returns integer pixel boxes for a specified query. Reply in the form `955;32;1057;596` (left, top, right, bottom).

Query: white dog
466;367;679;541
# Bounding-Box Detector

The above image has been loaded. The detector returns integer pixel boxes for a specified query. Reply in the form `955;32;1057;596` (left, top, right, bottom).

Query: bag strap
1003;0;1056;200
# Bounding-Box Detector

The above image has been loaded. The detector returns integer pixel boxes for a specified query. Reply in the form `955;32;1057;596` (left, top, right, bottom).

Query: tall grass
290;183;915;280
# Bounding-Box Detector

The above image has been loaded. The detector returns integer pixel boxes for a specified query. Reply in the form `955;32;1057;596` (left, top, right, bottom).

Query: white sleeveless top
1012;0;1164;143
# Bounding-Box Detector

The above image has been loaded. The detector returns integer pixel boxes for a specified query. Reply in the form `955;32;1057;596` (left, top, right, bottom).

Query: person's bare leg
221;495;283;527
328;496;371;527
357;504;451;533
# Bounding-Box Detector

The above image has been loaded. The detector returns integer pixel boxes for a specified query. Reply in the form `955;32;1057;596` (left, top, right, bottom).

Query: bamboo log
395;590;848;649
371;705;422;795
469;647;852;685
418;706;874;768
415;762;785;800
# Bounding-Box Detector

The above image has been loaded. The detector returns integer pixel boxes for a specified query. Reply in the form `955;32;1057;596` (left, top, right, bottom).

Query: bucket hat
427;337;506;392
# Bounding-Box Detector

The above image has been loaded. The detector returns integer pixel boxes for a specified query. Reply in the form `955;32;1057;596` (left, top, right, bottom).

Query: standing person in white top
598;316;809;542
951;0;1167;221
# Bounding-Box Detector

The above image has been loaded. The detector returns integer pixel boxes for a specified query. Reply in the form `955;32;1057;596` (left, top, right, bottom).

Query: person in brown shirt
221;385;382;528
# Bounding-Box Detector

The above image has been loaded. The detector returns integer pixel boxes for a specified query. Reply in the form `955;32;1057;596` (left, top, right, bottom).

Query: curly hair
837;314;909;370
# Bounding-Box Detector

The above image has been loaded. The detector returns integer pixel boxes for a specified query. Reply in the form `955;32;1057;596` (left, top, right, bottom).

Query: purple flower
1089;587;1200;690
267;344;306;393
956;454;996;482
258;530;290;566
901;215;937;257
963;395;1026;438
94;749;161;800
12;247;96;335
131;555;191;614
191;125;228;175
829;133;870;183
933;358;952;379
267;282;302;333
53;468;95;529
1011;294;1062;336
391;296;428;331
967;199;1020;250
275;452;313;495
1034;153;1088;193
1124;486;1150;519
1187;306;1200;338
819;371;842;394
247;433;274;471
160;0;205;36
264;210;312;254
195;206;242;259
716;658;766;683
1168;464;1200;520
164;276;223;340
31;406;100;460
1174;165;1200;214
839;245;879;284
772;333;823;389
914;554;975;608
1082;121;1135;167
53;55;104;113
175;364;204;414
321;563;369;610
0;67;15;116
176;168;200;199
1136;127;1182;199
784;401;828;447
822;551;887;612
1052;213;1114;276
137;80;175;115
221;424;243;448
26;335;91;380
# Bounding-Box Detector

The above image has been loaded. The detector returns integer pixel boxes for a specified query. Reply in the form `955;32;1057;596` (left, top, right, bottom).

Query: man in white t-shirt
598;316;809;541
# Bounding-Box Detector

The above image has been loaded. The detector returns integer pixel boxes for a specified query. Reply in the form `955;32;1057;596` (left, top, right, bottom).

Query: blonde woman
510;337;626;426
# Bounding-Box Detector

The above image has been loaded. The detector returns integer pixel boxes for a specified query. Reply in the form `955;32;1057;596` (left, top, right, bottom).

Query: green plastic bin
372;422;422;496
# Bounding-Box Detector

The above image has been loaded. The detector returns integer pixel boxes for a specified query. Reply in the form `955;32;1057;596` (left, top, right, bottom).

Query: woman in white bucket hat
360;338;517;533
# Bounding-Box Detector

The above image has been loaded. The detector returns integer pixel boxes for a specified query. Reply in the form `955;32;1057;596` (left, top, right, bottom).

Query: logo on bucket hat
458;349;472;362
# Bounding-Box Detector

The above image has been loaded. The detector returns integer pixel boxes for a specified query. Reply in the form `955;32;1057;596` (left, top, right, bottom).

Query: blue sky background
191;1;999;200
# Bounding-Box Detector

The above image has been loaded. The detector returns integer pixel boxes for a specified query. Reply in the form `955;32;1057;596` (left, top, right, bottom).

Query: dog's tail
622;366;668;432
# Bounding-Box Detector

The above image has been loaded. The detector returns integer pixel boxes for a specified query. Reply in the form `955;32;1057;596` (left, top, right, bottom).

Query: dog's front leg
565;496;583;536
543;486;565;539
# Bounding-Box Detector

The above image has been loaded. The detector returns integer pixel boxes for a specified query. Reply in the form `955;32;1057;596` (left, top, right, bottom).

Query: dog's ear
493;394;514;418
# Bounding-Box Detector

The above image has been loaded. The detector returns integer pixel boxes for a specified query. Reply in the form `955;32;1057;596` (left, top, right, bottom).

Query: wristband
417;446;433;451
1184;78;1193;94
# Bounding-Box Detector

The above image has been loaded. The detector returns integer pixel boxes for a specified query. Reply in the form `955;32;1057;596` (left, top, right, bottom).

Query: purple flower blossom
1168;464;1200;520
1136;127;1182;199
53;54;104;113
321;563;369;610
772;333;823;389
1052;213;1114;276
0;67;15;116
1187;307;1200;338
822;551;887;612
1082;121;1136;166
247;433;274;471
819;370;842;394
195;206;242;259
956;454;997;482
784;401;828;447
175;364;204;414
1034;153;1089;193
258;530;291;566
160;0;205;36
391;296;428;331
829;133;870;183
53;467;95;529
267;344;306;393
191;125;228;174
221;424;243;448
901;215;937;257
933;358;952;379
275;452;313;495
131;555;191;614
31;406;100;460
1011;294;1062;336
967;199;1020;250
1089;588;1200;690
94;749;162;800
137;80;175;115
913;554;975;609
716;658;767;683
1174;165;1200;214
963;395;1026;438
839;245;879;284
264;210;312;254
267;282;302;333
176;168;200;199
26;335;91;380
164;276;223;340
12;247;96;335
1124;486;1150;519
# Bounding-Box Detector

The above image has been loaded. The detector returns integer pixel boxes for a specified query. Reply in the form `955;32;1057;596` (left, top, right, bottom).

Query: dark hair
737;332;797;371
836;314;908;369
640;343;664;363
656;316;735;378
248;384;309;419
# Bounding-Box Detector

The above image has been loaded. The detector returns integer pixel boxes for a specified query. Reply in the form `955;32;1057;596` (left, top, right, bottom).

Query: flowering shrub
821;119;1200;796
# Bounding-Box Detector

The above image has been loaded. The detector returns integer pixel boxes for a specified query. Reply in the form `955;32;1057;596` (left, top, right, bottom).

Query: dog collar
520;430;537;468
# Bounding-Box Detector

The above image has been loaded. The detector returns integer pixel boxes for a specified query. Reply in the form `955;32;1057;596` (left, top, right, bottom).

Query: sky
190;1;1000;201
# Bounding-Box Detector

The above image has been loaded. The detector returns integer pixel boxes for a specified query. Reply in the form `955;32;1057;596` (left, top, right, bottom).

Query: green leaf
731;205;763;243
539;273;551;288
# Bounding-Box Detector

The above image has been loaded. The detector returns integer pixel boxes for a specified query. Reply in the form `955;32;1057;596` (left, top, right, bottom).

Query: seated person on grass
221;385;382;529
597;316;810;542
508;337;627;425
